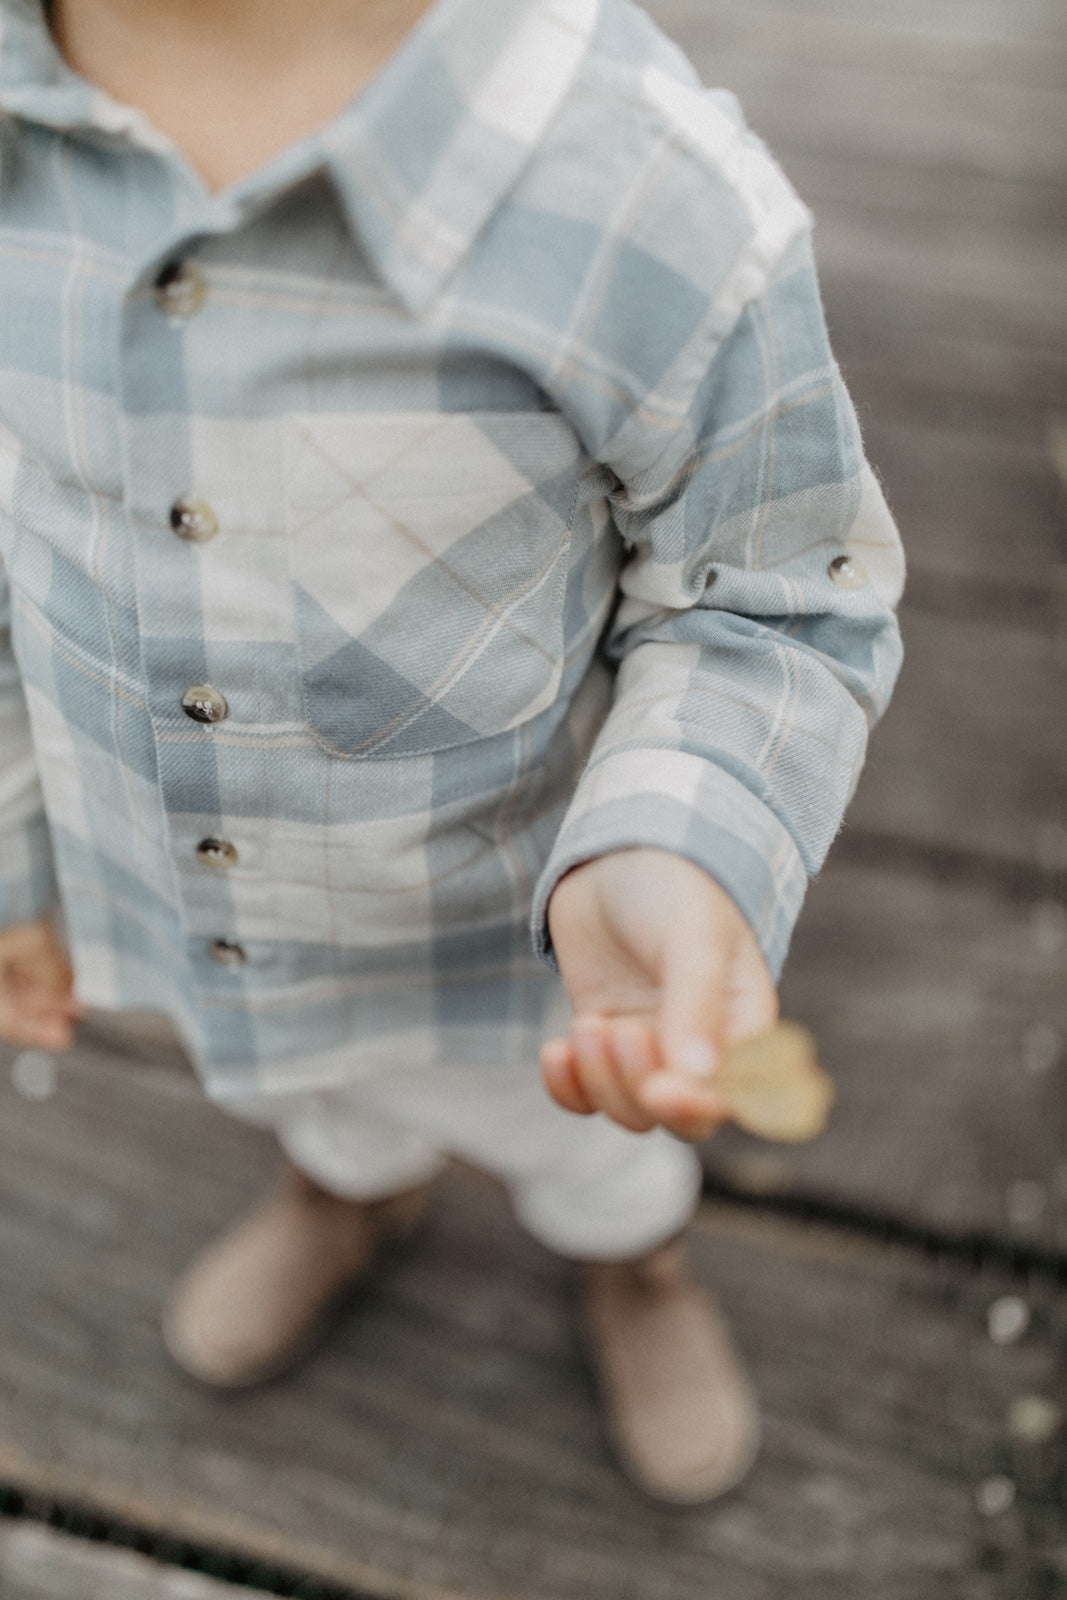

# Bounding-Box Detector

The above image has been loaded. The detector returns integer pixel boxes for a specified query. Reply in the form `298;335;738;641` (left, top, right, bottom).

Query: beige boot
580;1240;760;1504
162;1164;428;1387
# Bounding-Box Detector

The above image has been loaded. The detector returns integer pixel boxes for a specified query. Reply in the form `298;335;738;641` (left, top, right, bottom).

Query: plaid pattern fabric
0;0;904;1096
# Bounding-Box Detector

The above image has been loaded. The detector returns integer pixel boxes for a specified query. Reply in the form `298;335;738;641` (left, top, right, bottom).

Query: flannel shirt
0;0;904;1097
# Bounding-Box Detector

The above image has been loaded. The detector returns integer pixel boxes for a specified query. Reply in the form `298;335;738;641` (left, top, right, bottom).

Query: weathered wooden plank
704;856;1067;1249
698;59;1067;186
647;0;1067;54
647;2;1067;90
815;212;1066;356
0;1523;275;1600
644;3;1067;183
813;208;1066;411
777;149;1067;239
643;0;1067;412
0;1052;1064;1599
858;409;1065;590
821;276;1067;412
844;607;1066;872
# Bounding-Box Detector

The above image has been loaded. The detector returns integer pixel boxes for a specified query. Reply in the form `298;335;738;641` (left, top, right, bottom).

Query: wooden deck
1;0;1065;1594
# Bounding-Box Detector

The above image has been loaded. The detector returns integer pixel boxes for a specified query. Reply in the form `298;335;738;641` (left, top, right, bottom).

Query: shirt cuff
0;814;59;928
531;748;809;983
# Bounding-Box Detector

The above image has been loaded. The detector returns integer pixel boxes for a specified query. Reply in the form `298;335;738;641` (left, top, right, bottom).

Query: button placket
172;493;237;937
154;261;206;320
122;269;250;1004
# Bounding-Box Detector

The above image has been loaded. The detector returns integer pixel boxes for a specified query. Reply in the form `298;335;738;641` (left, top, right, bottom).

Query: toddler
0;0;904;1503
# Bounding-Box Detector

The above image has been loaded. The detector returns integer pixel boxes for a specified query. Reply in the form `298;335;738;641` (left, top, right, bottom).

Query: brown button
209;939;246;967
154;261;206;319
181;685;228;724
169;497;219;543
828;554;868;589
197;837;238;869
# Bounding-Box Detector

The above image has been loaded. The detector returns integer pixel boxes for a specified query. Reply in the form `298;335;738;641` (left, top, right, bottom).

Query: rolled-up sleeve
0;557;57;927
533;230;905;980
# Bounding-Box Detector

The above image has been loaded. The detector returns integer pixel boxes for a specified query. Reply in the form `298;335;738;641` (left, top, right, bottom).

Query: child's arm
0;557;76;1048
534;220;904;1138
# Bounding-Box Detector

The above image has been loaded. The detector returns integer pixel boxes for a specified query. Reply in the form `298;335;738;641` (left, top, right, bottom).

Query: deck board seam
699;1178;1067;1282
0;1486;385;1600
829;828;1067;903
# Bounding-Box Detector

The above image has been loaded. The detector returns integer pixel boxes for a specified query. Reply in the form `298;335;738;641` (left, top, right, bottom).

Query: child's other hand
541;849;778;1141
0;915;84;1051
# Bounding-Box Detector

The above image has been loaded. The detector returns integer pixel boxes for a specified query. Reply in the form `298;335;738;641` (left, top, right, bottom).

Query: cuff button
209;939;247;967
828;554;868;589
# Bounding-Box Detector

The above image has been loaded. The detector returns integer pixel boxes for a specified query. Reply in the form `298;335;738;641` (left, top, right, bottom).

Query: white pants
225;1059;701;1261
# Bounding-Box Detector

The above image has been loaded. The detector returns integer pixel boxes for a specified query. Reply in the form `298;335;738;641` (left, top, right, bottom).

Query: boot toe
160;1167;424;1387
582;1259;760;1506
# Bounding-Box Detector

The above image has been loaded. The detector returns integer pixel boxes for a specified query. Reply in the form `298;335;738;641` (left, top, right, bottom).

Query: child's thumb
656;933;734;1082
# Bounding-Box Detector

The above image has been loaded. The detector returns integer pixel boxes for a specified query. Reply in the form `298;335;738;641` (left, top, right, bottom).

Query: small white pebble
1022;1022;1064;1075
11;1051;58;1101
987;1295;1030;1346
1006;1179;1046;1230
1007;1395;1062;1445
975;1475;1016;1517
1030;900;1067;956
677;1038;717;1078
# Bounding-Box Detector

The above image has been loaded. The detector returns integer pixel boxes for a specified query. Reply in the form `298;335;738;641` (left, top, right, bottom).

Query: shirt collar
322;0;601;312
0;0;601;314
0;0;119;131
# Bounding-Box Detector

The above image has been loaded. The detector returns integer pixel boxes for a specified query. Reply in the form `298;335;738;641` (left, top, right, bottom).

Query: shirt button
828;554;868;589
197;837;239;868
209;939;247;967
170;497;219;543
181;685;229;723
154;260;206;319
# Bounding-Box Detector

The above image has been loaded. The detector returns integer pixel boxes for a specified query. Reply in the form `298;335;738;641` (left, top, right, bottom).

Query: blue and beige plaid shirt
0;0;904;1097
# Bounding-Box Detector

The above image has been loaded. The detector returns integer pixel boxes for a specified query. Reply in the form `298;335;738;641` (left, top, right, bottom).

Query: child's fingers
539;1038;597;1116
570;1015;657;1133
655;922;736;1079
9;957;75;1004
610;1019;731;1139
551;1013;731;1138
722;935;780;1048
27;1017;76;1050
637;1069;733;1142
0;921;78;1049
605;1015;658;1078
0;996;74;1051
0;989;79;1053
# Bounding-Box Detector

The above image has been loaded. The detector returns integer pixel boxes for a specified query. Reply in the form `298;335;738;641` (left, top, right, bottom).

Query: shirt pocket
282;410;584;759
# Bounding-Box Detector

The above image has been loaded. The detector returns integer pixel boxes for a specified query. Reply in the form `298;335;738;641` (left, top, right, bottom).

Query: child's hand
541;849;778;1141
0;915;83;1051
